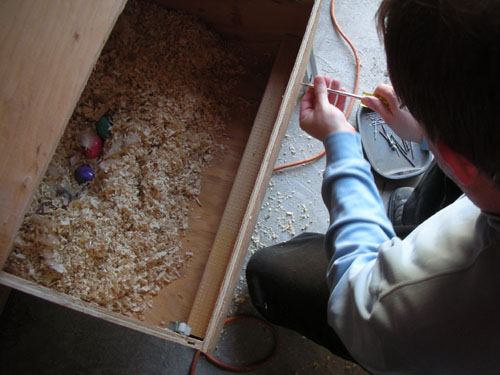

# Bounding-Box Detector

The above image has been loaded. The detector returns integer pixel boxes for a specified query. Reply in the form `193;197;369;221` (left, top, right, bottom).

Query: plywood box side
186;34;304;340
0;0;322;352
152;0;314;43
0;0;127;267
0;272;203;349
0;285;11;315
202;0;322;353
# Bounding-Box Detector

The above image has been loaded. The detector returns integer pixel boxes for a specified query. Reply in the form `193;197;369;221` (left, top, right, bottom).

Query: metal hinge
168;321;192;336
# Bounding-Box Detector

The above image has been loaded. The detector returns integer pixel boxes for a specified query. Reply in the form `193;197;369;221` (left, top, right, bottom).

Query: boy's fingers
324;76;332;88
325;77;335;104
373;83;394;98
302;85;314;105
329;78;341;91
300;88;315;115
336;88;347;111
328;78;342;105
373;84;399;111
362;96;392;121
313;76;330;108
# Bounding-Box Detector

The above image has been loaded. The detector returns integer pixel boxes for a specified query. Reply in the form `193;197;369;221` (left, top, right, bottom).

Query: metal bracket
300;48;319;98
168;321;192;336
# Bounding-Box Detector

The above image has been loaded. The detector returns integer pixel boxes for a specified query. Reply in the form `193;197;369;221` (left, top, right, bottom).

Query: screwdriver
301;82;363;100
301;82;389;105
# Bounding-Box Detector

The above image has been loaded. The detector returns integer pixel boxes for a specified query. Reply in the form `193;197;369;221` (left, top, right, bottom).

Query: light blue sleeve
321;132;395;292
320;132;484;373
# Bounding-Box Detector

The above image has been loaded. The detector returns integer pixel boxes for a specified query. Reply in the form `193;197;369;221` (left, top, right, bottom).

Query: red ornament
81;130;102;159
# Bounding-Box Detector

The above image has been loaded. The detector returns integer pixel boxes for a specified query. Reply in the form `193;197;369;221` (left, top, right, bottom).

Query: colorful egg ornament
96;115;113;141
81;129;103;159
75;165;95;184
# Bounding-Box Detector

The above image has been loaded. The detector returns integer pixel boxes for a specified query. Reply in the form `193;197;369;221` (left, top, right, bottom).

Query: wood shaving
5;0;246;319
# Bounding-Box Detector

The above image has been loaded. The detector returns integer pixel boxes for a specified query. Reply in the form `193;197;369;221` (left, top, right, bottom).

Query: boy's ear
436;140;478;186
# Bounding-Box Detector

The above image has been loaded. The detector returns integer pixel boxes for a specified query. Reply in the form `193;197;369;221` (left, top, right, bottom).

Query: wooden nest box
0;0;322;352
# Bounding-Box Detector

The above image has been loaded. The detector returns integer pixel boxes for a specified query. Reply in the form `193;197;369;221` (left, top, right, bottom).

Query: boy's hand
361;84;423;143
300;76;356;141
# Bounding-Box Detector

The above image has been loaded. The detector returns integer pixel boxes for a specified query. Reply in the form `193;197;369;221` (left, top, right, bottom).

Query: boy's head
377;0;500;182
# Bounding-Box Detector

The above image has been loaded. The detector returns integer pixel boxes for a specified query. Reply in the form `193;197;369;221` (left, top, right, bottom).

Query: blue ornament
75;165;95;184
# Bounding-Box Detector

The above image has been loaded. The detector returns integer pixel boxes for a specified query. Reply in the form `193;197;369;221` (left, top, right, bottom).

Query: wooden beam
200;0;323;352
153;0;315;42
0;272;203;349
186;36;300;339
0;0;127;267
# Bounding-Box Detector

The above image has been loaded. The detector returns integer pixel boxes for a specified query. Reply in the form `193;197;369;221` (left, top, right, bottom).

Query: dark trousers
393;161;463;237
246;162;462;362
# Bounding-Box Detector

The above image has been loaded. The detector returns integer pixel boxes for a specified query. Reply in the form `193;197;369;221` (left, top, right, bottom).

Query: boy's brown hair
378;0;500;181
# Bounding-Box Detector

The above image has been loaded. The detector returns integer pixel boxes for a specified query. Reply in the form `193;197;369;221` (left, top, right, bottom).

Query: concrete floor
0;0;421;374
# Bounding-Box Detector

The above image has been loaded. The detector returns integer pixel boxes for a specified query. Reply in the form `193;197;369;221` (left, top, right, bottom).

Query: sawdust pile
5;0;245;319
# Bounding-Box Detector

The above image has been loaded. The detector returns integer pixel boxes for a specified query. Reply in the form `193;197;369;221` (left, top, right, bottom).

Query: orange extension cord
189;1;362;373
189;315;279;374
273;0;361;172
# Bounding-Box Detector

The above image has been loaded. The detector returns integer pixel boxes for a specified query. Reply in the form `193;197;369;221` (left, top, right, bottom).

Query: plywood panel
143;59;273;327
187;35;302;339
201;0;322;351
0;0;127;266
154;0;315;42
0;271;203;349
0;0;322;353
